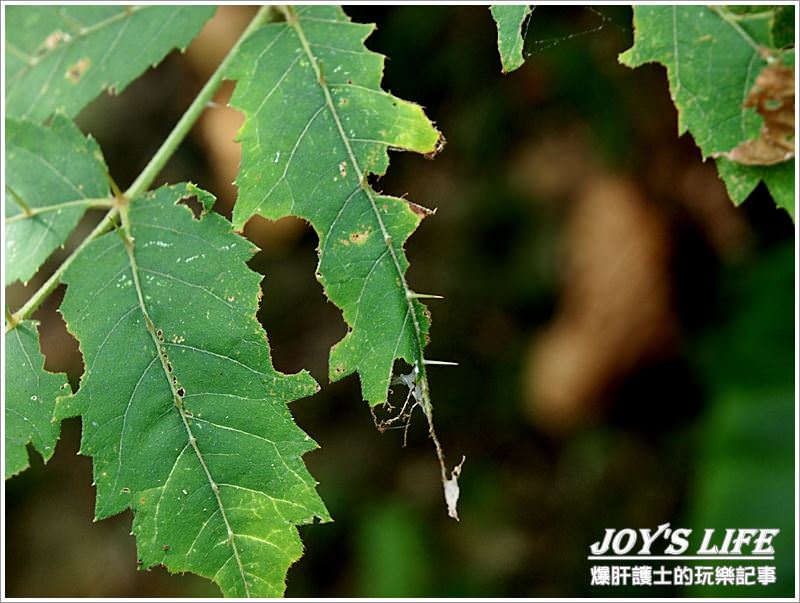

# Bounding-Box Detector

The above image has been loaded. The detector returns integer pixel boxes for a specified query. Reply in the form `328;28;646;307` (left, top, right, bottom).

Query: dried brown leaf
719;65;795;166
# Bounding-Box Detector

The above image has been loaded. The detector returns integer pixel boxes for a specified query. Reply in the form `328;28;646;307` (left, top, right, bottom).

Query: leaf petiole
6;207;119;332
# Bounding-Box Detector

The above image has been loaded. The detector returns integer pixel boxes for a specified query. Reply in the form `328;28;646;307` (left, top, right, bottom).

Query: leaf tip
424;130;447;160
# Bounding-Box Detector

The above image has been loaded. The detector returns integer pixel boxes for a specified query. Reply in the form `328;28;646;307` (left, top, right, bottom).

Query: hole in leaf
178;194;205;220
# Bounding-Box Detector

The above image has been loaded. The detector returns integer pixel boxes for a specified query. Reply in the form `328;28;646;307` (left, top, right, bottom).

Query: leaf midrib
281;6;427;387
121;213;252;597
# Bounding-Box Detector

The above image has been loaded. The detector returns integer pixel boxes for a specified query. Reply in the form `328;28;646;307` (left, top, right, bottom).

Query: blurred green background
5;5;796;598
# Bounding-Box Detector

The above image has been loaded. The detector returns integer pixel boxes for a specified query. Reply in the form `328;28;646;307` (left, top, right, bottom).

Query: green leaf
5;115;110;286
5;320;69;479
228;6;442;406
619;5;772;154
55;184;329;597
619;6;795;217
715;157;795;218
489;5;532;73
5;5;215;122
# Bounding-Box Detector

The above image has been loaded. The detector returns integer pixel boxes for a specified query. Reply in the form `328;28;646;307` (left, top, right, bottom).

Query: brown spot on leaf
349;230;370;244
65;58;91;83
719;64;794;165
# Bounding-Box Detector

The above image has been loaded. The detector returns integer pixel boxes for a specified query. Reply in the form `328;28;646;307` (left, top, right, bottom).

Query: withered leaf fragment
719;64;795;166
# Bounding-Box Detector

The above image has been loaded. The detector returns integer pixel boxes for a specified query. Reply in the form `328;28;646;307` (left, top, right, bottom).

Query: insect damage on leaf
227;4;462;521
716;64;795;166
55;184;329;597
227;4;442;407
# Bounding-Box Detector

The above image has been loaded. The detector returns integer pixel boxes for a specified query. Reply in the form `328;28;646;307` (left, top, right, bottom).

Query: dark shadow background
5;5;796;598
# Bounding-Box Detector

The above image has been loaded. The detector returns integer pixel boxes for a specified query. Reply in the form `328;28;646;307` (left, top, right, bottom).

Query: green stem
6;208;119;332
125;5;275;199
6;197;114;224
